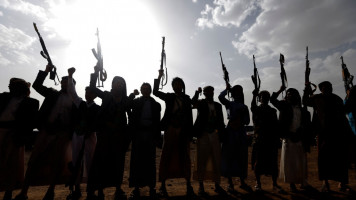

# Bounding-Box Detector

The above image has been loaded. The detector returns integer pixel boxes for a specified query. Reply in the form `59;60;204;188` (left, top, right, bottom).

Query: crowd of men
0;64;355;200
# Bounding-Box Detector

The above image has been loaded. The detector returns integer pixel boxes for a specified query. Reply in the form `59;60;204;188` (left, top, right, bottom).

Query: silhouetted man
0;78;39;200
15;65;76;200
66;68;100;200
303;81;353;192
127;83;161;199
191;86;225;195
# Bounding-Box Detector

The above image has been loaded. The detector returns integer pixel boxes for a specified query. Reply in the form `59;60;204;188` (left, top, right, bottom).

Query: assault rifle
159;37;167;89
340;56;354;93
251;55;261;91
92;28;107;87
33;23;60;85
219;52;230;86
304;46;316;95
279;53;288;89
219;52;230;98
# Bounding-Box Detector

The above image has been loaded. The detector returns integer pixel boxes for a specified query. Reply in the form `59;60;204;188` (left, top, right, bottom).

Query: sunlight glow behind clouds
0;0;162;104
41;0;162;94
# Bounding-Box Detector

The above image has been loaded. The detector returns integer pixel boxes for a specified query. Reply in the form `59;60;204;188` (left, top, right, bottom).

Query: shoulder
267;105;277;112
28;97;40;105
92;103;101;111
332;93;343;101
241;103;249;109
0;92;11;99
20;97;40;111
311;93;322;99
214;101;222;107
151;97;161;109
164;92;177;100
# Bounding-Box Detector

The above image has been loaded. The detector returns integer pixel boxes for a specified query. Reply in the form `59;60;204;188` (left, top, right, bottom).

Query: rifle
219;52;230;98
251;55;261;91
219;52;230;86
305;46;317;95
279;53;288;89
159;37;167;89
92;28;107;87
340;56;354;93
33;23;60;85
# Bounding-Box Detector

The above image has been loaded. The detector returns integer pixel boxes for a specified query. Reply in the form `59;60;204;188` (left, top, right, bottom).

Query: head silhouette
203;86;214;100
285;88;301;106
172;77;185;94
9;78;30;97
231;85;244;104
259;90;270;105
141;82;152;97
111;76;127;97
319;81;333;95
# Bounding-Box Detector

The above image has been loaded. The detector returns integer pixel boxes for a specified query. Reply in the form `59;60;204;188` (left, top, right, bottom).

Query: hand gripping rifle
219;52;231;98
159;37;167;90
304;46;317;95
340;56;354;93
251;55;261;91
279;53;288;89
92;28;107;87
33;23;60;85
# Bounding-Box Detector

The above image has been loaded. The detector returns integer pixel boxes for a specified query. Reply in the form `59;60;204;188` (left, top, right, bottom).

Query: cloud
0;0;48;20
197;0;356;61
0;11;3;16
237;0;356;59
0;24;36;66
0;52;11;66
196;0;259;29
0;24;36;50
260;48;356;97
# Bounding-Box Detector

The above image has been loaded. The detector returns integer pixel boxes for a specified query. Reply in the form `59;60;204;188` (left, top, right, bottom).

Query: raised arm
67;67;82;108
218;83;231;107
32;65;56;97
270;85;286;110
191;87;202;109
153;69;167;101
250;89;259;113
218;89;230;108
126;89;139;109
89;65;105;99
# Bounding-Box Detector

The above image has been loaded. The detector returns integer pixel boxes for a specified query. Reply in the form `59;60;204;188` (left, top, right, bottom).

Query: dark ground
1;144;356;200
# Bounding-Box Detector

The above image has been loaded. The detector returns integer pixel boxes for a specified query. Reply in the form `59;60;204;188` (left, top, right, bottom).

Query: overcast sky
1;0;356;124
